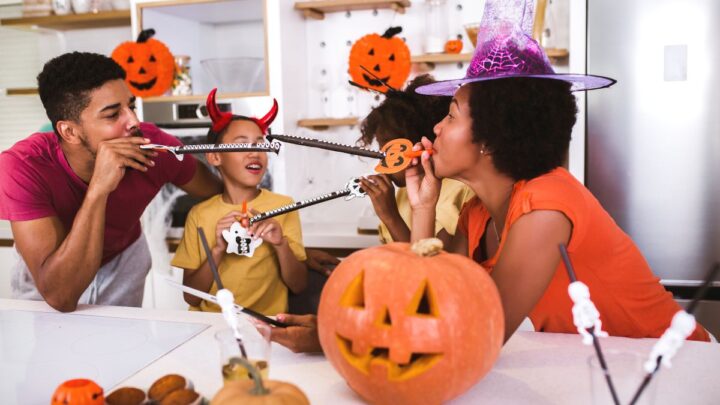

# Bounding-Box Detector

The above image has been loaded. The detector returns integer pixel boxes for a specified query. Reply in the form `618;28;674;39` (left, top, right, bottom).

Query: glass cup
214;321;271;383
588;351;658;405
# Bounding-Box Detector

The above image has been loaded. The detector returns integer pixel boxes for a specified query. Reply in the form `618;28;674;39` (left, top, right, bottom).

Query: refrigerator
586;0;720;335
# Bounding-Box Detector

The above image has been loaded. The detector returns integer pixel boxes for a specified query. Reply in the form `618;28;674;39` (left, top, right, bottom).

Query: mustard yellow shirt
171;190;306;315
378;178;475;243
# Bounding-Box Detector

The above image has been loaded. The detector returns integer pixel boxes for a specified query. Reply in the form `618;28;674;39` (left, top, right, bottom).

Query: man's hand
270;314;322;353
359;174;399;223
305;249;340;277
88;137;156;196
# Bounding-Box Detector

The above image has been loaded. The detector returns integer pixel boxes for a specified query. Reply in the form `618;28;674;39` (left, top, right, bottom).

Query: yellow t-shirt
171;190;307;315
378;178;475;243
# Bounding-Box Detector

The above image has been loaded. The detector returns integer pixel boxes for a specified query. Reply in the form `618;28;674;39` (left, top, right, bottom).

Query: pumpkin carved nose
139;67;146;74
373;64;380;72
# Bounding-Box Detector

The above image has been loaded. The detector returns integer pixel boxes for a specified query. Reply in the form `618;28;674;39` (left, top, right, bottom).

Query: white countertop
1;298;718;404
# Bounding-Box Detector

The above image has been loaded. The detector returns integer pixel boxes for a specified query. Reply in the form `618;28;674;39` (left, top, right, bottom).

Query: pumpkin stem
381;26;403;39
411;238;444;257
228;357;270;396
136;28;156;43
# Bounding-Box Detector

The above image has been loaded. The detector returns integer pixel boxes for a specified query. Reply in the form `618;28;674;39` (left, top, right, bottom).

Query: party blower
140;141;281;161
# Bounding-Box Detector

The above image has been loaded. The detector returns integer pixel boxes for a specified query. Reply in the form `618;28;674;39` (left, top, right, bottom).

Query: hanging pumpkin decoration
317;238;504;405
111;28;175;97
51;378;104;405
348;26;411;93
212;357;310;405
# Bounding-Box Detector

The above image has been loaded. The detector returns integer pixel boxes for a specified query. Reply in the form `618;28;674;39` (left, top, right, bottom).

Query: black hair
207;116;260;144
466;77;578;180
358;74;450;147
37;52;126;136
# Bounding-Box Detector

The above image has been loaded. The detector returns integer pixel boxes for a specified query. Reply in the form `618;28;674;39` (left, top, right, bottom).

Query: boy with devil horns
171;90;308;315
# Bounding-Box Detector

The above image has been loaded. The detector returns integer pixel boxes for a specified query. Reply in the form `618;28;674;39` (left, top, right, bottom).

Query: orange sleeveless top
458;168;709;341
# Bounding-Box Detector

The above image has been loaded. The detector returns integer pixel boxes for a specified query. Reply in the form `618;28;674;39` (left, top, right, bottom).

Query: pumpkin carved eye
368;48;375;56
127;56;134;63
149;54;156;62
389;54;395;61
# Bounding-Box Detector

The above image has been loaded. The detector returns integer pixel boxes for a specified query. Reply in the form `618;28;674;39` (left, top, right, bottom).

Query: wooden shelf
411;53;473;64
295;0;410;20
0;10;130;30
142;92;268;103
4;87;39;96
297;117;359;130
545;48;569;59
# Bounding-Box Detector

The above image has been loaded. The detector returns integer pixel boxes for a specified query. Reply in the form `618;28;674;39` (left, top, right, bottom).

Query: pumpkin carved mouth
129;77;158;91
335;270;444;381
362;73;390;87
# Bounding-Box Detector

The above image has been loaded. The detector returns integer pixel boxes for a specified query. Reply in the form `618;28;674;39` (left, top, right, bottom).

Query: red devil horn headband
206;89;279;135
206;88;233;134
250;99;279;134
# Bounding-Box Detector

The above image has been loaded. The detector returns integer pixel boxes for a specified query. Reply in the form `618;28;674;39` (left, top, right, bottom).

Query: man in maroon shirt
0;52;222;312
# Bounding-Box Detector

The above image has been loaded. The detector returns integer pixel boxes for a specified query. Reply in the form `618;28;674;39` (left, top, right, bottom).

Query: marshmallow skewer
559;244;620;405
628;262;720;405
140;141;281;161
246;178;367;226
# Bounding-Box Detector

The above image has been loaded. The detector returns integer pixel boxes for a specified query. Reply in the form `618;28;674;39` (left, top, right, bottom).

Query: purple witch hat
417;0;615;96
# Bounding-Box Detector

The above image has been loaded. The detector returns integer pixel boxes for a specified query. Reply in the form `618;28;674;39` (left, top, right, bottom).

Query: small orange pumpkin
212;357;310;405
51;379;104;405
444;39;464;54
348;26;411;93
318;238;504;405
111;28;175;97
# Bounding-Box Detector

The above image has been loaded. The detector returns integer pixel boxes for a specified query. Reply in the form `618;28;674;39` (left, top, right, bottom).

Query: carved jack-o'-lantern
318;239;504;405
348;26;411;93
111;28;175;97
51;379;104;405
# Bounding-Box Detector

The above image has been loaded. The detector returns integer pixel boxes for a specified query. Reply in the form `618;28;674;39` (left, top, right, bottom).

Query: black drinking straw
628;262;720;405
198;227;224;290
559;244;620;405
198;227;249;358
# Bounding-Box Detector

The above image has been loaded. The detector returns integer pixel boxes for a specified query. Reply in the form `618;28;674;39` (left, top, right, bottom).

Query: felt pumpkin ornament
317;238;504;405
111;28;175;97
444;38;464;54
348;26;411;93
212;357;310;405
51;378;104;405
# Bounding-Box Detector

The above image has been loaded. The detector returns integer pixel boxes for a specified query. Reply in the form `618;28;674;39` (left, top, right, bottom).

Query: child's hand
215;210;243;254
359;174;398;223
248;208;285;246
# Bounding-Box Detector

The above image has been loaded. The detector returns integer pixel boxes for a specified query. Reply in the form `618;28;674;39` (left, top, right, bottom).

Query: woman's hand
247;209;285;246
269;314;322;353
305;249;340;277
405;137;442;211
359;174;399;223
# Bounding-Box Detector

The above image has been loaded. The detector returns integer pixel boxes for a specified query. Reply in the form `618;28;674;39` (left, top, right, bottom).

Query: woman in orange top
406;29;710;342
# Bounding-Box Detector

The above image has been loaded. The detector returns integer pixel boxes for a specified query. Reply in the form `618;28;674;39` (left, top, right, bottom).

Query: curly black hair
358;74;450;147
37;52;126;136
466;78;578;180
